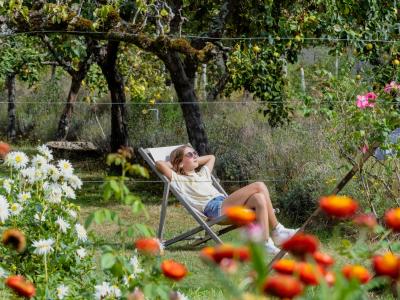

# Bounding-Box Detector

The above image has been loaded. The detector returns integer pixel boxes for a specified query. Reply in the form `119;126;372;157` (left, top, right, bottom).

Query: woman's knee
253;182;269;194
249;193;267;208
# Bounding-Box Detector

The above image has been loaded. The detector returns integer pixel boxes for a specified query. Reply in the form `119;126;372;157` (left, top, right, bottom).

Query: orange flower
353;213;377;229
235;246;251;262
281;233;319;258
342;264;371;284
296;262;322;286
272;259;297;275
385;208;400;232
202;244;250;263
134;238;161;255
212;244;236;263
319;195;358;218
2;228;26;253
161;259;187;281
200;246;216;262
313;251;334;268
5;275;35;298
225;206;256;226
372;252;400;279
262;275;304;299
0;142;10;158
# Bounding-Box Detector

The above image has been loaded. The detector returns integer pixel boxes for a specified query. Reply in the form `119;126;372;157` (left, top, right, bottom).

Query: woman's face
181;147;199;171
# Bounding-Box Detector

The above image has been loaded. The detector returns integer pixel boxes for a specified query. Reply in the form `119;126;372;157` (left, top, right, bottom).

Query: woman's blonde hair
169;145;191;175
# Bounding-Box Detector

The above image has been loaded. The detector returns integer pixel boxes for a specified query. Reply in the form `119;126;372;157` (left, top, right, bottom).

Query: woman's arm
155;160;173;181
197;155;216;173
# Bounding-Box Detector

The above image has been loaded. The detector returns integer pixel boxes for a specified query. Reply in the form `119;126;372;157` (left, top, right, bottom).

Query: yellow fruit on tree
294;35;302;42
273;52;280;58
252;45;261;53
356;75;361;80
393;59;400;66
366;43;373;50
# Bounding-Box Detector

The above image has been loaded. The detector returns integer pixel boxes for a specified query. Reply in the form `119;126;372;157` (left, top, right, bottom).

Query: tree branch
41;35;74;75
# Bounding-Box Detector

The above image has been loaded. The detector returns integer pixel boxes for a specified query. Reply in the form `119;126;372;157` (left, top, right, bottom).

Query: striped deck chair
138;145;237;248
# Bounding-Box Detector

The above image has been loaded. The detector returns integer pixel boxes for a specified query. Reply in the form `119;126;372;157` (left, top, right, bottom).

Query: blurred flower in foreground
262;275;304;299
372;252;400;279
353;213;377;230
2;228;26;252
0;142;11;158
319;195;358;218
342;264;371;284
385;208;400;231
134;238;162;255
225;206;256;226
161;259;188;281
6;275;36;298
281;233;319;258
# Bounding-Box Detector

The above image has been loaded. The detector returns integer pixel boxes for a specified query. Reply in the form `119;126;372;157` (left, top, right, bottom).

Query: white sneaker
265;238;281;255
271;223;299;246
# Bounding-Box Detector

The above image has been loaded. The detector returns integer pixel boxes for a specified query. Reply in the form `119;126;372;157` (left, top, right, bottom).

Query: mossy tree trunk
98;41;129;152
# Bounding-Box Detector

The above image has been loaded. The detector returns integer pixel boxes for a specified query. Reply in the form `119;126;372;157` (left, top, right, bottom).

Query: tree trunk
164;52;210;155
99;41;129;152
56;76;82;140
6;73;16;140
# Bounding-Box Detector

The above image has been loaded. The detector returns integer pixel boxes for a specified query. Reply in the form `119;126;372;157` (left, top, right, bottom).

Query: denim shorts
204;195;226;218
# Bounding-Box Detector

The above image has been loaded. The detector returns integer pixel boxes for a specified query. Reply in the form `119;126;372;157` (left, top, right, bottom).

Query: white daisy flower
129;255;144;275
56;284;69;300
32;155;48;168
67;174;82;190
32;238;54;255
5;152;29;169
75;224;87;242
34;213;46;222
37;145;53;161
57;160;73;176
94;282;111;300
55;216;70;233
0;195;10;223
47;165;60;182
109;285;121;298
21;167;36;184
174;291;189;300
2;179;13;194
44;183;63;204
66;209;77;219
17;192;31;202
76;247;86;259
122;274;136;285
61;183;75;199
10;203;22;216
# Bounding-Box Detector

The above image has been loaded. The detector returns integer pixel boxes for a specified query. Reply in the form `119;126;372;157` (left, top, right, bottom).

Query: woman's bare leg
221;182;278;228
243;192;269;239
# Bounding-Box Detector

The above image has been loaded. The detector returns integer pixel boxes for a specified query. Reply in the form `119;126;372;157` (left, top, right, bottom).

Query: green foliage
0;35;43;86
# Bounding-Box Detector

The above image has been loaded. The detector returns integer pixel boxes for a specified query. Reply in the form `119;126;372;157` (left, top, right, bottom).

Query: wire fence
2;30;400;44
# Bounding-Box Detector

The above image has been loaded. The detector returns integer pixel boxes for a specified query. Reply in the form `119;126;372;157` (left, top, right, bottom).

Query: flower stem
44;253;48;284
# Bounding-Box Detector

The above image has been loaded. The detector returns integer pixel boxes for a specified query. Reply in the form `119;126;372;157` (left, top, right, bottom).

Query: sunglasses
184;151;199;158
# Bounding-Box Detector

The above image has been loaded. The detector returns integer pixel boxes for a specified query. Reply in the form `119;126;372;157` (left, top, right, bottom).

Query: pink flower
365;92;377;100
241;223;263;242
356;95;369;109
360;145;369;154
356;93;376;109
384;81;400;94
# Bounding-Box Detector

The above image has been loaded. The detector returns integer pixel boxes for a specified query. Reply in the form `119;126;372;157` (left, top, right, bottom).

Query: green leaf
85;213;95;229
101;253;116;269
